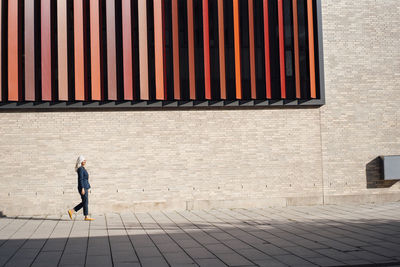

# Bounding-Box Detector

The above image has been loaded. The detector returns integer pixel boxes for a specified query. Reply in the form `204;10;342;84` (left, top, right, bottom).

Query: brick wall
1;0;400;216
320;0;400;202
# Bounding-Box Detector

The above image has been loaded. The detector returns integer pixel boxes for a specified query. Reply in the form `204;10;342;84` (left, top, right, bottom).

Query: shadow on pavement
0;215;400;267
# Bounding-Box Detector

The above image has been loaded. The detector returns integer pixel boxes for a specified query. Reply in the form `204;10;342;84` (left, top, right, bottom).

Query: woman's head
75;155;86;171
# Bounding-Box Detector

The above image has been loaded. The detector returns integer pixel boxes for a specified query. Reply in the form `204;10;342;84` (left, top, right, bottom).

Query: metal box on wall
381;156;400;180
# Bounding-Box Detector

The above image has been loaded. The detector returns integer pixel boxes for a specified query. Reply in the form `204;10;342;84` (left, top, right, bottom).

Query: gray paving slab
1;202;400;266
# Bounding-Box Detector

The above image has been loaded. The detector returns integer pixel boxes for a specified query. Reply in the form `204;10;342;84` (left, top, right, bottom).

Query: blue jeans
74;188;88;216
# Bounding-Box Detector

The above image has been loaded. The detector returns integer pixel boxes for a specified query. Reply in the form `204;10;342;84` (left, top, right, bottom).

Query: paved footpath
0;202;399;267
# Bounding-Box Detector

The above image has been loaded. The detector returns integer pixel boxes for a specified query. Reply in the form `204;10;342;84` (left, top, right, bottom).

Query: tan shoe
68;209;73;220
84;217;94;221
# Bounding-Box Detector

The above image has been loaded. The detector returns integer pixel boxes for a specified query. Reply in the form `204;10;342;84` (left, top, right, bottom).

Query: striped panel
90;0;102;100
25;0;35;101
187;0;196;100
171;0;180;100
8;0;19;101
248;0;256;99
217;0;226;100
106;0;117;100
74;0;85;101
0;0;321;105
203;0;211;100
41;0;52;101
307;0;316;99
154;0;166;100
122;0;133;100
57;0;68;101
263;0;272;99
233;0;241;99
293;0;301;98
138;0;149;100
278;0;286;99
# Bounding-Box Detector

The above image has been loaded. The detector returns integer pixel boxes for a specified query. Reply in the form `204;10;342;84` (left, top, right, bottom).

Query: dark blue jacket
77;167;91;189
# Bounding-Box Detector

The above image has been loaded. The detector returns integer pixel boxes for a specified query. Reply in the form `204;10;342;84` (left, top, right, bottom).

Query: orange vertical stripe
171;0;180;100
58;0;68;101
41;0;52;101
248;0;256;99
138;0;149;100
0;1;2;101
203;0;211;100
106;0;117;100
8;0;19;101
217;0;226;100
293;0;301;99
90;0;102;100
187;0;196;100
122;0;133;100
233;0;242;99
277;0;286;99
154;0;166;100
307;0;316;99
171;0;180;99
25;0;35;101
263;0;271;99
155;0;165;100
74;0;85;101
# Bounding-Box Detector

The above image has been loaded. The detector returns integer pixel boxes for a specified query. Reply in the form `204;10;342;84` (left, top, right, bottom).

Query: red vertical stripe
293;0;301;99
122;0;133;100
58;0;68;100
74;0;85;101
248;0;256;99
106;0;117;100
307;0;316;99
25;0;35;101
172;0;180;99
277;0;286;99
203;0;211;100
263;0;272;99
217;0;226;100
154;0;166;100
90;0;102;100
41;0;52;101
233;0;242;99
8;0;19;101
187;0;196;100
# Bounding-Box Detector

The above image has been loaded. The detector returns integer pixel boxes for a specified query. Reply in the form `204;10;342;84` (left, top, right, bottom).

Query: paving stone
274;254;316;266
31;251;63;267
204;243;234;254
58;253;86;266
135;246;162;258
184;247;215;259
85;255;113;267
195;258;227;267
306;257;345;266
177;239;202;248
253;259;288;267
237;248;272;260
347;250;393;263
163;251;195;264
216;253;254;266
1;203;400;267
140;256;169;267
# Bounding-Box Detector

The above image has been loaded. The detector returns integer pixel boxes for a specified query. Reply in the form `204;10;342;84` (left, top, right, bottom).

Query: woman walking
68;156;94;221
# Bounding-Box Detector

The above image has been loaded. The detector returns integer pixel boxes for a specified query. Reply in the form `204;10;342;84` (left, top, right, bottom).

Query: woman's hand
81;188;85;195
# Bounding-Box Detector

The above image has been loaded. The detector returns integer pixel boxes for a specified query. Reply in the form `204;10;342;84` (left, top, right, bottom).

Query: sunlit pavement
1;202;400;267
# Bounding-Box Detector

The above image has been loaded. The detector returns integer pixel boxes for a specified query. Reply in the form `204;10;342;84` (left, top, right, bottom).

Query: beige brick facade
1;0;399;216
